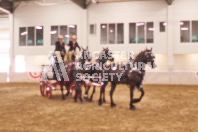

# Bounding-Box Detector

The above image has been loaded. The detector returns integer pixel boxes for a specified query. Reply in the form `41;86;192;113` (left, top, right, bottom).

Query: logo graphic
29;72;41;80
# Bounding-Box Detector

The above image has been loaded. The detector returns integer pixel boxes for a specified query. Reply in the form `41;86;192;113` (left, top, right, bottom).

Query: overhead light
50;30;57;34
148;28;154;31
181;27;188;31
180;22;184;25
68;25;75;28
21;32;27;36
65;35;70;38
35;26;42;30
102;25;106;28
136;23;144;26
35;0;56;6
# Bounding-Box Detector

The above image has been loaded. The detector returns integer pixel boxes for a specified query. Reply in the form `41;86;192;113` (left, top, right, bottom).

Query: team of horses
51;47;156;110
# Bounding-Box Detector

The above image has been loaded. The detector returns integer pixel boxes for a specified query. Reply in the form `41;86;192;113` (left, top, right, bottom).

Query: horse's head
135;48;156;69
143;48;156;68
98;47;114;64
79;46;92;64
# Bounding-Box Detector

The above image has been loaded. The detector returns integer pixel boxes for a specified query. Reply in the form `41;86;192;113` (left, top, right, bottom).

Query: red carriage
39;52;103;100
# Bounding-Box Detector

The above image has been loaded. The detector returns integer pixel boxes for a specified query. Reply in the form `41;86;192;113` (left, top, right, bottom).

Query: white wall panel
88;1;168;54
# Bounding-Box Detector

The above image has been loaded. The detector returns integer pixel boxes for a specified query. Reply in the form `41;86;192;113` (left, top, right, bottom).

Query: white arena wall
8;1;88;82
0;0;198;84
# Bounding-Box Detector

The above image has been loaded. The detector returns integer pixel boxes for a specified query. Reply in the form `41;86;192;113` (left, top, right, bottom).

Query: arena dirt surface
0;83;198;132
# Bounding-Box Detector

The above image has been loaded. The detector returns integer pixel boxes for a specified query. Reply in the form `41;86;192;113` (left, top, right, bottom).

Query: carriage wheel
46;86;52;99
40;81;45;96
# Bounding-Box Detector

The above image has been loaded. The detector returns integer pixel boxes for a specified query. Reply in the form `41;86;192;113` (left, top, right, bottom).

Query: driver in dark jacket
55;35;66;61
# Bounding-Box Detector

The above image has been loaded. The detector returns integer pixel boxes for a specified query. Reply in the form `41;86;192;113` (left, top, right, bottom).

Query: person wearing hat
55;35;66;61
67;35;81;61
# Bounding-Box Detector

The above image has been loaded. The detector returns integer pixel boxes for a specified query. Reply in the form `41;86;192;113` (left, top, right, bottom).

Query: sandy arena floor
0;83;198;132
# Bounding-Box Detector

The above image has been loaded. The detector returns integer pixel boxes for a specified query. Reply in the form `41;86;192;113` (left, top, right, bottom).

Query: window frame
27;27;35;46
35;26;44;46
100;23;124;45
159;22;166;32
129;22;154;44
19;26;44;46
191;20;198;43
51;25;59;46
19;27;27;46
90;24;96;35
50;25;77;45
180;20;191;43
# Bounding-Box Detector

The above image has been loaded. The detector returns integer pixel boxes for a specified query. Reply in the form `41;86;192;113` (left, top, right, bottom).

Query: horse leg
61;82;65;100
79;88;83;103
103;87;106;103
133;85;145;103
110;83;117;107
98;82;108;106
74;90;77;102
130;85;136;110
84;86;90;100
75;82;83;103
89;86;95;102
74;83;78;102
65;83;70;97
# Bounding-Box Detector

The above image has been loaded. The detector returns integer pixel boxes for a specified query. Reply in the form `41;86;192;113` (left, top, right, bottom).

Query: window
19;27;27;46
160;22;166;32
192;21;198;42
101;24;107;44
36;26;43;46
146;22;154;43
51;25;77;45
109;24;115;44
51;26;58;45
137;22;145;43
129;22;154;44
19;26;43;46
100;23;124;44
27;27;34;46
180;21;190;43
60;26;68;43
117;23;124;44
90;24;96;35
129;23;136;43
69;25;77;37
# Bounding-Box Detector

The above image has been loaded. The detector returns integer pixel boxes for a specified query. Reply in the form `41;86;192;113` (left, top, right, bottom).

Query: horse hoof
80;99;83;103
88;98;93;102
84;95;88;100
111;103;116;107
98;100;102;106
74;99;77;102
62;97;65;100
65;93;69;97
130;106;136;110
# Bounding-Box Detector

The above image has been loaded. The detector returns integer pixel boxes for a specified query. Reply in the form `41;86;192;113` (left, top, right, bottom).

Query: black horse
50;47;92;101
83;47;114;102
70;47;92;102
98;48;156;110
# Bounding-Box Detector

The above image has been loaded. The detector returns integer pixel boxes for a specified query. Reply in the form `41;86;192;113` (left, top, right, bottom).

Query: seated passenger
55;35;66;62
67;35;81;61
